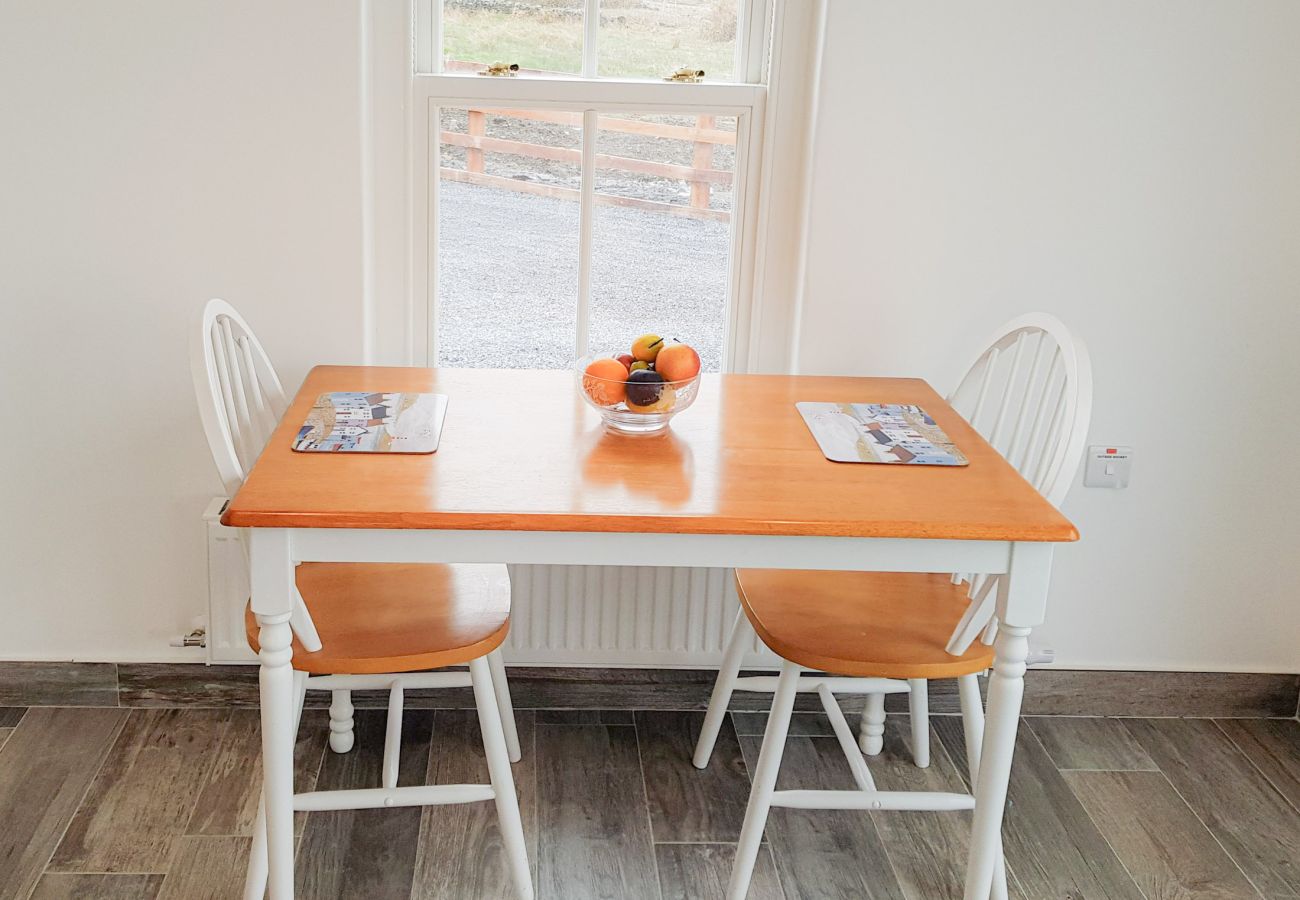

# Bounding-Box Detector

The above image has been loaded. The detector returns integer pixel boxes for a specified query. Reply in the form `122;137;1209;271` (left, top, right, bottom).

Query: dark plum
625;369;664;407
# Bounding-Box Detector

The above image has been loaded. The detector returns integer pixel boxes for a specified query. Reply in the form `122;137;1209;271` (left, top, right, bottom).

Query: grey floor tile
157;836;252;900
117;663;261;707
536;724;658;899
656;843;785;900
0;662;117;707
868;716;1013;900
295;709;431;898
1126;718;1300;896
0;708;128;900
30;874;164;900
1019;671;1299;718
5;705;1298;900
1064;770;1259;899
637;710;753;843
739;734;905;900
1026;716;1158;771
536;709;634;725
48;709;232;874
186;708;328;837
730;711;836;737
1216;717;1300;812
934;717;1144;899
411;709;538;900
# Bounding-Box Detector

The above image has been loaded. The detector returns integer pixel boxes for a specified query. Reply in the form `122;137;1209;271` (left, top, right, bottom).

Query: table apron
281;528;1014;574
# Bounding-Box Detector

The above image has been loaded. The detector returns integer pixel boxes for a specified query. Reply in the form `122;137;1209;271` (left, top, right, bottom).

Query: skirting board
0;662;1296;719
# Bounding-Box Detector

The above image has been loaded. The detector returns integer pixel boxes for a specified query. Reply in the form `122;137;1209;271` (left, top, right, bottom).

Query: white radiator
204;498;774;667
204;498;257;664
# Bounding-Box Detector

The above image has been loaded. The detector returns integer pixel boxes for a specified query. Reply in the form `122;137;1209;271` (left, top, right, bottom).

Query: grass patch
443;3;737;80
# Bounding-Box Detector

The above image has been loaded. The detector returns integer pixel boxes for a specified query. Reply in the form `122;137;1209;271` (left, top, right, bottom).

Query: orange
583;358;629;406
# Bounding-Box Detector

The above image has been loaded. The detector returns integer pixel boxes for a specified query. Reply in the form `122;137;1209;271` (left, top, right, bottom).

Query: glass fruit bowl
576;354;702;435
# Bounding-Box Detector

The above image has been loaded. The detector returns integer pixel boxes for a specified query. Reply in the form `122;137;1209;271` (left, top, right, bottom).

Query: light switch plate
1084;445;1132;488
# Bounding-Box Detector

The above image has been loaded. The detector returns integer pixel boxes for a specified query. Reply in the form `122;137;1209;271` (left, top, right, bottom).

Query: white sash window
410;0;774;372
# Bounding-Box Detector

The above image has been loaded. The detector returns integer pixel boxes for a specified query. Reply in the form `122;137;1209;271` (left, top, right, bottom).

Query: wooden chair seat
246;562;511;675
735;570;994;679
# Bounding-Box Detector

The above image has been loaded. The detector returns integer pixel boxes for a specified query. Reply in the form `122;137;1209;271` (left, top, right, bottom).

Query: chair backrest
190;299;288;496
942;314;1093;654
948;312;1093;508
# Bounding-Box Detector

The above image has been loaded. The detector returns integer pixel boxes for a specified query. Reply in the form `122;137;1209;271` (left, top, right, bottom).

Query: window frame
409;0;772;372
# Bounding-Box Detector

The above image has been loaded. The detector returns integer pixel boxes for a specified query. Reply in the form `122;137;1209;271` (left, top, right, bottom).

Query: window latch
664;67;706;83
479;62;520;77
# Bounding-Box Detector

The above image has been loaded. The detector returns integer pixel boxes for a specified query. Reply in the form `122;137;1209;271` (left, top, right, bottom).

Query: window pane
586;113;737;372
443;0;583;76
437;107;581;368
598;0;739;81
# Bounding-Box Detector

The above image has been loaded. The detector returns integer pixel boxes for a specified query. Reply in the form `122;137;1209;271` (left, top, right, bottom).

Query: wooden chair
694;314;1092;900
191;299;532;899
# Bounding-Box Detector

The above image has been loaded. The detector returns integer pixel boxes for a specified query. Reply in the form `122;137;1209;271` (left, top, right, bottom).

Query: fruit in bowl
631;333;666;362
578;336;703;434
625;369;665;408
654;343;701;383
581;357;629;405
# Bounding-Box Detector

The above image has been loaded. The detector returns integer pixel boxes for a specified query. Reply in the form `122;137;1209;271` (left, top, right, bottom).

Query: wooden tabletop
222;366;1077;542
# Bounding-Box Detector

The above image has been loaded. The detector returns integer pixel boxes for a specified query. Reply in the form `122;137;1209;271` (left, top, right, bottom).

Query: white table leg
252;529;297;900
246;670;307;900
963;542;1052;900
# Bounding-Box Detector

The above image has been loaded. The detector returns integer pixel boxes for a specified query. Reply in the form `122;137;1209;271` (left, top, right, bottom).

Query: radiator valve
170;627;207;648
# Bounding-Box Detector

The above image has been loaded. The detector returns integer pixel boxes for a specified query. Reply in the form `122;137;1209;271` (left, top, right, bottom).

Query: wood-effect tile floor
0;706;1296;900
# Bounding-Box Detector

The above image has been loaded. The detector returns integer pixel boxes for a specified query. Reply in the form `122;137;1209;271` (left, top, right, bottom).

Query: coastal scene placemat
796;402;968;466
292;392;448;454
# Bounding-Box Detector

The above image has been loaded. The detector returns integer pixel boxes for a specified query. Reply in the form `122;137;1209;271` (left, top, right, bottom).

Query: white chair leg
470;656;534;900
958;673;1009;900
488;648;522;763
382;682;404;789
818;684;876;792
329;688;355;754
246;670;307;900
908;678;931;768
693;606;753;769
727;660;800;900
858;692;886;755
957;675;985;781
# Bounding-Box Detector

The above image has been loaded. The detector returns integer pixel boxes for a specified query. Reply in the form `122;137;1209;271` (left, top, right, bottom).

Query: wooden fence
440;107;735;223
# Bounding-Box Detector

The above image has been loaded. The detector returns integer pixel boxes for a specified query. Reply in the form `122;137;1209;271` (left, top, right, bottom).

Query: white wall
0;1;366;660
2;1;1296;672
798;1;1300;671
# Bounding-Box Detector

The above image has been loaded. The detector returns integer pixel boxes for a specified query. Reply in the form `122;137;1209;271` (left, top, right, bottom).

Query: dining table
223;364;1078;900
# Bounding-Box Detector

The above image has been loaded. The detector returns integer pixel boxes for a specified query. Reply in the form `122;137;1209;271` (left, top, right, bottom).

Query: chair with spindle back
190;299;532;899
691;313;1092;900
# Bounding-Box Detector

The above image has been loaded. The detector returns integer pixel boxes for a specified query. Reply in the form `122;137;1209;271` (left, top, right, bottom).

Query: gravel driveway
437;181;731;371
